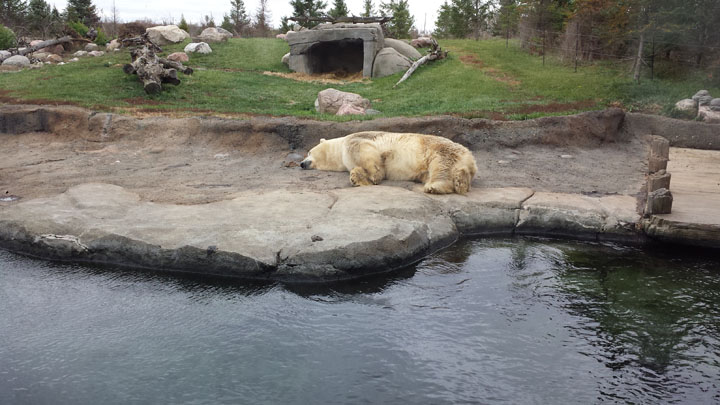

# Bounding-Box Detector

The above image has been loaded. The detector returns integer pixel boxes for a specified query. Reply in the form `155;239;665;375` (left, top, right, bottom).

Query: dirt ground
0;108;648;206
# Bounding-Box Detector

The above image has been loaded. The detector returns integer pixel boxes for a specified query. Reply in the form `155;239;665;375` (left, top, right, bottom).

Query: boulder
69;57;79;62
46;54;63;63
697;106;720;124
692;89;713;106
85;43;99;52
29;40;44;47
73;50;87;57
197;27;233;43
315;88;371;114
281;52;290;66
32;52;50;61
88;51;105;57
384;38;422;60
710;98;720;112
411;37;434;48
106;39;121;51
146;25;190;45
372;47;413;78
167;52;189;63
336;103;367;116
276;33;287;40
0;50;11;59
674;98;697;112
1;55;30;68
184;42;212;54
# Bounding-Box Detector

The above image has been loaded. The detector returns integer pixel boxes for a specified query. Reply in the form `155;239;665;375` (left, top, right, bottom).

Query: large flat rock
0;183;645;281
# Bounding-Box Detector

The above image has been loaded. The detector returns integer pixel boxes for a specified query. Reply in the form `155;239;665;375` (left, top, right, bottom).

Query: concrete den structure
286;24;385;78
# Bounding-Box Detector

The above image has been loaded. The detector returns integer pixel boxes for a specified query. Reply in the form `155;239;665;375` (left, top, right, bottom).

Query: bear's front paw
350;168;372;186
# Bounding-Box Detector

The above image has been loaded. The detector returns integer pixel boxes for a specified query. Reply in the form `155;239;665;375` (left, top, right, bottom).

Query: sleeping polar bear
300;131;478;194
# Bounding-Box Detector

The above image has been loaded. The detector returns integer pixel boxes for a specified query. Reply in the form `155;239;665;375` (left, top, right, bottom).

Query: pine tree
1;0;27;28
379;0;414;38
361;0;373;17
64;0;99;27
26;0;50;35
221;14;234;33
328;0;348;19
289;0;327;28
254;0;271;37
178;14;189;32
229;0;250;35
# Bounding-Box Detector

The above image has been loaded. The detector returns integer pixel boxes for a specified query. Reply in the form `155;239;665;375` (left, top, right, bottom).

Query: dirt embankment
0;105;661;206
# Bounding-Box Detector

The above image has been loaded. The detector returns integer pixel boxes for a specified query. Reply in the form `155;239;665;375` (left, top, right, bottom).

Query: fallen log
393;39;448;88
0;36;73;63
122;35;192;94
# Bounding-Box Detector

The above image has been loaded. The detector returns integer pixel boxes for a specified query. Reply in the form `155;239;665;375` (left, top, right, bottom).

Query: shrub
68;21;89;38
94;28;108;45
0;25;17;50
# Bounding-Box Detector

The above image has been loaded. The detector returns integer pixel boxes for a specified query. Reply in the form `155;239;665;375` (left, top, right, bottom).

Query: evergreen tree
361;0;373;17
221;14;234;33
379;0;414;38
434;1;453;38
178;14;189;32
433;0;490;39
328;0;348;19
203;14;216;28
1;0;27;28
229;0;250;34
254;0;271;37
26;0;51;35
64;0;99;27
289;0;327;28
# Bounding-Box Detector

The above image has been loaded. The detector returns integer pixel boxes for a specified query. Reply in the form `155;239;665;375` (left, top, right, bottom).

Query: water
1;238;719;404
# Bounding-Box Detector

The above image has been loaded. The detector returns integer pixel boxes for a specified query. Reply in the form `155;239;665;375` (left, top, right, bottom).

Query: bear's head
300;138;345;171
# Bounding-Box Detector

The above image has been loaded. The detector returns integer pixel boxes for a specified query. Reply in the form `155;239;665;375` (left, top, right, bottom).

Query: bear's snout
300;160;311;169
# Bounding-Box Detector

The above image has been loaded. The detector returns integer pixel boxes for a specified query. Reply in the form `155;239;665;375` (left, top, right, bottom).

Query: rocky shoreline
1;105;718;281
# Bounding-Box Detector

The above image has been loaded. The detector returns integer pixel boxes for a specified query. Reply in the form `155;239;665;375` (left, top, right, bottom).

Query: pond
1;238;719;404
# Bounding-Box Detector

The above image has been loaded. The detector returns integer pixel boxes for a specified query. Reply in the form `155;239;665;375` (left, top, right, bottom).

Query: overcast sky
47;0;439;33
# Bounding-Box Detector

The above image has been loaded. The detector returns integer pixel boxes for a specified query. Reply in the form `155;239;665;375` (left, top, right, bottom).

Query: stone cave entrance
306;39;364;74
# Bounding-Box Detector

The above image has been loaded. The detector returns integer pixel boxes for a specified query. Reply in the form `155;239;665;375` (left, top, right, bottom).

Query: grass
0;37;718;120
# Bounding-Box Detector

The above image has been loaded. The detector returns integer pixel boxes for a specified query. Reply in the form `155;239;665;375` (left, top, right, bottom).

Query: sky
48;0;440;33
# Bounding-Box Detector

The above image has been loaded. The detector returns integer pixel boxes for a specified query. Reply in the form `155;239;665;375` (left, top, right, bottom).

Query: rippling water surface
1;238;719;404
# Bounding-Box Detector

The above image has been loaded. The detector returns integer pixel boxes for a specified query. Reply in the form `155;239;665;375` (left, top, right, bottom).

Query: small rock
336;103;367;116
497;160;510;164
167;52;189;63
69;57;79;62
315;88;371;114
85;43;99;52
106;39;121;51
311;235;323;242
1;55;30;67
46;54;63;63
710;98;720;112
88;51;105;57
0;50;11;59
32;52;50;61
560;154;573;159
214;153;229;159
281;52;290;66
73;50;87;57
184;42;212;54
57;62;65;65
675;98;697;112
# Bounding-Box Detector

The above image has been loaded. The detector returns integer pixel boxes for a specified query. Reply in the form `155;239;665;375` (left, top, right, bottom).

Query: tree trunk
633;32;645;83
124;47;189;94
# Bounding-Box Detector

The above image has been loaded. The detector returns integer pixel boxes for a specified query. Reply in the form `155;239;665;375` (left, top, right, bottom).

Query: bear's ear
320;138;326;143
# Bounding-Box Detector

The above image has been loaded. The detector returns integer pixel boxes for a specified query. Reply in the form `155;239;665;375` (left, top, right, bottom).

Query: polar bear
300;131;478;194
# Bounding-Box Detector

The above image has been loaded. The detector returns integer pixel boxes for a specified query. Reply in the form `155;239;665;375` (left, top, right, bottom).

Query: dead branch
289;16;393;25
0;36;73;63
393;39;448;88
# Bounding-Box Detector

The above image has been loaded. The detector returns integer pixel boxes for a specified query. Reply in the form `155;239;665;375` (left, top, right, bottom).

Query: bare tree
254;0;271;37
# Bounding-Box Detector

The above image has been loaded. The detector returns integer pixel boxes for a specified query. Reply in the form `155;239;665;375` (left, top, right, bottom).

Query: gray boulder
31;52;50;61
197;27;233;43
0;50;11;59
184;42;212;54
411;37;434;48
146;25;190;45
372;47;413;78
698;106;720;124
281;52;290;66
710;98;720;112
46;54;63;63
106;39;121;51
384;38;422;60
692;89;713;106
73;50;87;57
88;51;105;57
1;55;30;67
85;43;99;52
315;88;371;114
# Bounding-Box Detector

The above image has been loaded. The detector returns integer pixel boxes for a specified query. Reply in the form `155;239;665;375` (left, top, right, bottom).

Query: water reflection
1;239;719;404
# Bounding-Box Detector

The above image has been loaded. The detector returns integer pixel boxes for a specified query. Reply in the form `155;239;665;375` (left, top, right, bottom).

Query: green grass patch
1;38;717;120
